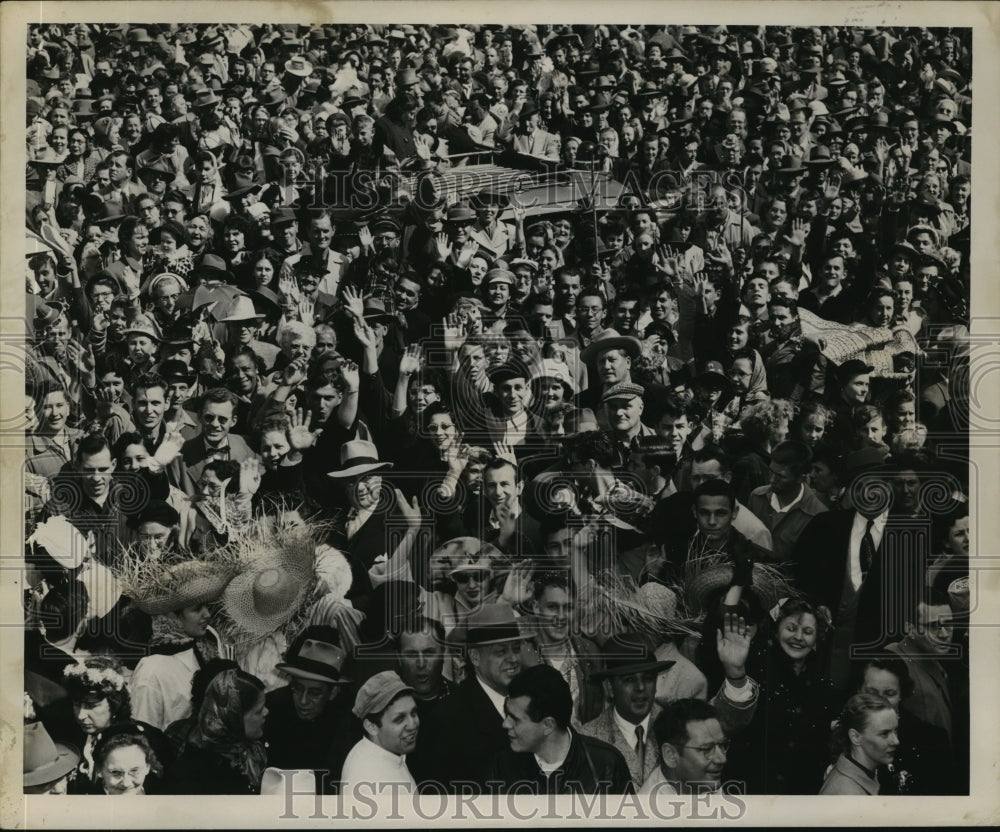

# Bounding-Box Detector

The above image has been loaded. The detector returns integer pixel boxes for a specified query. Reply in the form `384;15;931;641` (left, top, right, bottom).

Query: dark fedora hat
590;632;675;679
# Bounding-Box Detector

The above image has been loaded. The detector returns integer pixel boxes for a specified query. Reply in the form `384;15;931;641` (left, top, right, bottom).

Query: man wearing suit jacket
179;387;253;495
791;451;929;692
423;604;526;793
581;632;673;788
508;100;561;162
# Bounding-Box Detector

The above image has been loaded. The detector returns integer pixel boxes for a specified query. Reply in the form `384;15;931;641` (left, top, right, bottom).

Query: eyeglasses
290;682;329;702
453;572;487;584
682;740;731;756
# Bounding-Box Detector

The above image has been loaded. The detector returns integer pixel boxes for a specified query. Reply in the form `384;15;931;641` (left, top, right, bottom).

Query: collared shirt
612;709;651;753
770;483;805;514
848;510;888;590
129;648;200;731
340;736;416;794
476;673;508;718
503;410;529;446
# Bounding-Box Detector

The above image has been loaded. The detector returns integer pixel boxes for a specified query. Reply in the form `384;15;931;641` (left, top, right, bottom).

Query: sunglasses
452;571;488;584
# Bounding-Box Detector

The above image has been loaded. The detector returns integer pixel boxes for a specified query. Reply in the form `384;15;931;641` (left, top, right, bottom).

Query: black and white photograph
2;2;998;827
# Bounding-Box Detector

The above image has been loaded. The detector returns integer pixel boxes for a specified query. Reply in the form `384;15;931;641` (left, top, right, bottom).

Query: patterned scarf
190;669;267;791
149;613;219;667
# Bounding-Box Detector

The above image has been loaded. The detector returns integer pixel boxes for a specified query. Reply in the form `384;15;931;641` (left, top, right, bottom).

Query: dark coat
263;685;356;794
488;730;634;795
422;675;512;793
166;743;260;794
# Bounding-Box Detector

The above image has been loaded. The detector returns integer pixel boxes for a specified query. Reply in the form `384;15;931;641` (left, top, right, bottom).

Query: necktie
860;518;876;581
634;725;645;784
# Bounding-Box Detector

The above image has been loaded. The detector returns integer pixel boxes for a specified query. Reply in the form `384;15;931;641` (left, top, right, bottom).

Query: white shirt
502;410;529;446
476;673;508;718
129;648;199;731
769;484;805;515
534;731;573;775
340;737;415;794
613;709;651;752
848;510;888;590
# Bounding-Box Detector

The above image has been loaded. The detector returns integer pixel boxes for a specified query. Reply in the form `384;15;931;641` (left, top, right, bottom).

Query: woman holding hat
124;558;234;731
166;666;269;794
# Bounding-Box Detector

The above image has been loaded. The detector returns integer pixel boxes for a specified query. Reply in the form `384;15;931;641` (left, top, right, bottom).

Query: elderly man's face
470;640;522;694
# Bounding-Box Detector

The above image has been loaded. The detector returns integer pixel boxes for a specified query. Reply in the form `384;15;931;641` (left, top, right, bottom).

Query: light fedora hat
219;294;265;323
23;721;80;788
326;438;393;479
275;636;350;685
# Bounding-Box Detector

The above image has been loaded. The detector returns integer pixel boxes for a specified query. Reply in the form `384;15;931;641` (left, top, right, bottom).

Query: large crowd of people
22;22;971;799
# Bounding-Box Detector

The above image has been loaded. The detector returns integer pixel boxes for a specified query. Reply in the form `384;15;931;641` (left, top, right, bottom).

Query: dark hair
770;440;813;477
531;570;571;603
483;455;518;480
190;659;241;713
693;478;736;510
691;444;732;474
200;386;239;411
853;656;916;700
652;698;720;748
64;656;132;724
774;596;831;644
421;400;456;432
39;580;89;643
112;431;154;460
132;372;168;398
202;459;240;492
75;432;111;462
393;615;446;647
563;429;617;469
94;729;163;777
506;665;573;731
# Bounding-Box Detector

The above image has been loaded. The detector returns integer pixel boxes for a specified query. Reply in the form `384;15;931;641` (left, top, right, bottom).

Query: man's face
893;469;921;514
666;718;728;790
821;257;845;288
394;278;420;311
502;693;551;755
744;277;769;307
911;233;935;256
201;400;235;445
470;640;522;694
370;694;419;756
693;495;735;541
656;413;691;455
127;334;157;365
107;154;130;185
768;461;800;497
690;459;725;489
274;220;298;249
607;396;643;434
153;279;182;317
909;601;955;655
613;300;638;332
610;671;657;724
311;383;341;423
398;629;445;698
598;348;630;386
534;585;572;644
483;463;521;509
861;666;902;711
496;377;530;415
289;677;336;722
79;448;116;502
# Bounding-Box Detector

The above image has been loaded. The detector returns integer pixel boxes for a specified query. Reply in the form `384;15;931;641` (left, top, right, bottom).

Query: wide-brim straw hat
127;558;234;616
223;558;314;637
683;553;793;617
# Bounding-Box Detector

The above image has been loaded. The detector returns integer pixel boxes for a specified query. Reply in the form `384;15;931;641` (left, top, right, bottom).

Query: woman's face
483;339;510;369
186;217;210;250
408;380;440;413
49;127;69;155
427;412;457;452
118;442;150;473
861;666;903;711
541;379;565;409
243;691;268;741
99;744;151;795
726;324;750;351
41;391;69;432
852;707;899;767
74;697;113;734
157;232;178;255
173;602;211;638
945;515;970;556
862;415;886;444
727;358;753;395
799;413;826;446
468;256;489;285
260;429;291;470
453;569;489;607
777;612;818;663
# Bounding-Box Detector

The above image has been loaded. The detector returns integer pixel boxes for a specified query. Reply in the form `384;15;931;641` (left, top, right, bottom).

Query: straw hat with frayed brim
130;559;236;616
683;554;794;617
223;555;314;637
